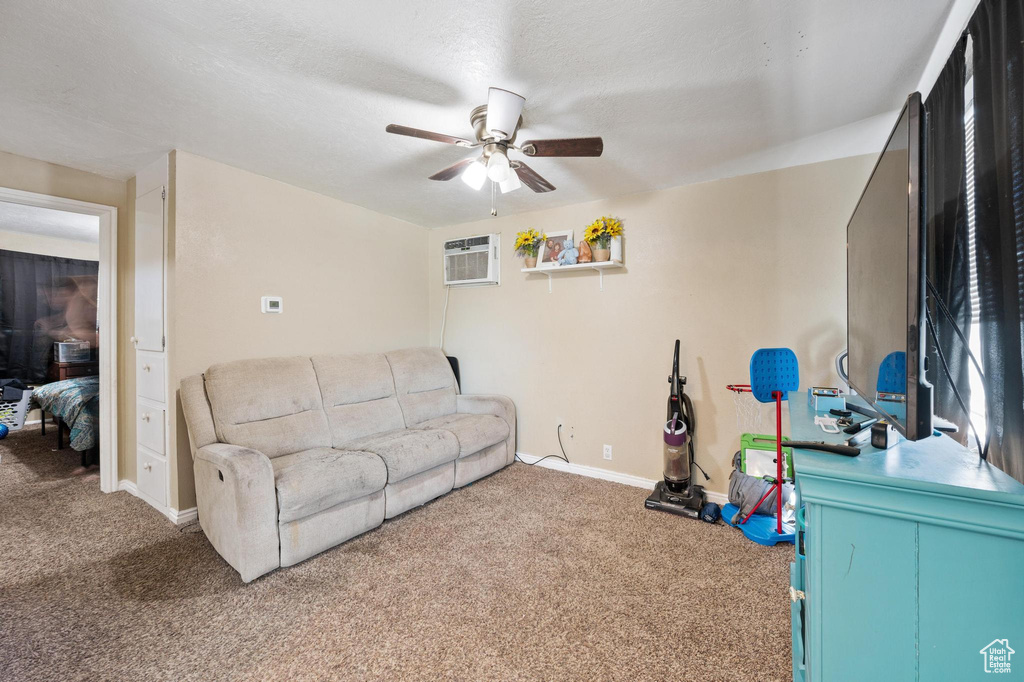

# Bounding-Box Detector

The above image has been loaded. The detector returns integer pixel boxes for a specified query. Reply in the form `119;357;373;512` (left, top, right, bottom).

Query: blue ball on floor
700;502;721;523
0;423;9;439
700;502;721;524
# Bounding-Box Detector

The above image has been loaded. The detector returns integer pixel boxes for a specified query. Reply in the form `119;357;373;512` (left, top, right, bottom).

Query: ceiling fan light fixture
485;87;526;139
386;86;602;209
499;170;522;193
486;151;510;183
461;159;487;190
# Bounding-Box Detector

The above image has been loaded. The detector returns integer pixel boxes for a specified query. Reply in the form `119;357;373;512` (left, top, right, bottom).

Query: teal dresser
788;394;1024;681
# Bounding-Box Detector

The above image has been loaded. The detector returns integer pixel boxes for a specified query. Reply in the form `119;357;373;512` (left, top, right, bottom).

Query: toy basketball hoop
723;350;799;546
726;383;763;432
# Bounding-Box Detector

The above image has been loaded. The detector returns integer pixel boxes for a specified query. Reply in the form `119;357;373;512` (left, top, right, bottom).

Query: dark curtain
0;249;99;383
924;37;971;443
970;0;1024;483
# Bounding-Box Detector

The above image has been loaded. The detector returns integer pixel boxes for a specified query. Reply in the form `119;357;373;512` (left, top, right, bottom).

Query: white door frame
0;186;119;493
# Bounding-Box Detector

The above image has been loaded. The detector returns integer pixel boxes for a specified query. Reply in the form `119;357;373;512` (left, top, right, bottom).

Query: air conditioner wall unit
443;233;500;286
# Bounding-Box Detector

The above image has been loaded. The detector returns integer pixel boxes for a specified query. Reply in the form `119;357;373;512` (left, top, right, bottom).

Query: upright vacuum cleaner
645;340;710;519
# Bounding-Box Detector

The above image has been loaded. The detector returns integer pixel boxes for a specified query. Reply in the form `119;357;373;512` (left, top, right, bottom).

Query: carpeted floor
0;423;792;681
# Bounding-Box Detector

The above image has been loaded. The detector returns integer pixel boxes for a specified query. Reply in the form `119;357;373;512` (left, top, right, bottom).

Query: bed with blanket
32;376;99;453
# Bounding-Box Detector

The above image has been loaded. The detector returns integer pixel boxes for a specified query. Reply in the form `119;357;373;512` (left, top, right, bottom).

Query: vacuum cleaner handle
782;440;861;457
669;340;682;394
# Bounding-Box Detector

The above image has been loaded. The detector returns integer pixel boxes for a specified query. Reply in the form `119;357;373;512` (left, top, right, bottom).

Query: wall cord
515;424;570;466
925;277;990;457
438;284;451;350
926;279;988;387
925;310;987;459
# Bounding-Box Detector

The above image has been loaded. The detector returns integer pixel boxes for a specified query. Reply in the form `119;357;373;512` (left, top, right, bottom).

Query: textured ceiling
0;202;99;242
0;0;954;227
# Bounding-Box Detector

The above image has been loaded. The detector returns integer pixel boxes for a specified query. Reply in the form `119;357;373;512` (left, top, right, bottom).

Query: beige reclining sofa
179;347;515;582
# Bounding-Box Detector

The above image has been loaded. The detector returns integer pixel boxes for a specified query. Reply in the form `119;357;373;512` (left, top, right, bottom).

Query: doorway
0;186;118;492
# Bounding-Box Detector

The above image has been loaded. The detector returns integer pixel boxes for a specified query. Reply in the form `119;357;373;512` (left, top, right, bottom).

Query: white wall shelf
521;260;623;293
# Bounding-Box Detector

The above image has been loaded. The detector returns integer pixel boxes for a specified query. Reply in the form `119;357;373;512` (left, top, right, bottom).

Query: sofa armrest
194;443;279;582
457;394;516;464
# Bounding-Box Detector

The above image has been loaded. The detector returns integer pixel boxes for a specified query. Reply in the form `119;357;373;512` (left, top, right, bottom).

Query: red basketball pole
774;390;783;534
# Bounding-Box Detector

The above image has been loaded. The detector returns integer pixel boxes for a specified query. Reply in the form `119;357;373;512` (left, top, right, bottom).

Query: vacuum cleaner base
645;480;705;519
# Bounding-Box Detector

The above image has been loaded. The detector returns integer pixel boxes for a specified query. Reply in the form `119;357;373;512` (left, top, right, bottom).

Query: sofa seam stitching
383;354;409;427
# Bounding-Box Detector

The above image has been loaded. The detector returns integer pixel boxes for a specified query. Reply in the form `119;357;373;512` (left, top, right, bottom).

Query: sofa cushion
343;428;459;483
311;353;406;446
386;348;458;426
416;413;509;457
205;356;331;458
272;447;387;523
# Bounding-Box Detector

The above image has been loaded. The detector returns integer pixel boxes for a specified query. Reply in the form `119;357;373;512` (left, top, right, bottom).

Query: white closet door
134;186;165;352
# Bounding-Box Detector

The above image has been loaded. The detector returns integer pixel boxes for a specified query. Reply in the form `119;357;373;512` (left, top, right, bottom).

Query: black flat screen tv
846;92;933;440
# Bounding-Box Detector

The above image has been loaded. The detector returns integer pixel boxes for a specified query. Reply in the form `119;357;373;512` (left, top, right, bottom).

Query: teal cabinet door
791;562;807;682
919;525;1024;680
813;505;918;681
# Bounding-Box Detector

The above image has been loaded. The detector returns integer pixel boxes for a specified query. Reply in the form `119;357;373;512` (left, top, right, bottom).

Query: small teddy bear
558;238;579;266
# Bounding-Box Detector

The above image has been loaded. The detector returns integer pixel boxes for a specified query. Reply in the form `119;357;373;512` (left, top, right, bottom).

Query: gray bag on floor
728;468;794;525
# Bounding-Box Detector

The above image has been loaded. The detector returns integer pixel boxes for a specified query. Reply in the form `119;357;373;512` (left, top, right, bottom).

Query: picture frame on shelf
537;230;573;268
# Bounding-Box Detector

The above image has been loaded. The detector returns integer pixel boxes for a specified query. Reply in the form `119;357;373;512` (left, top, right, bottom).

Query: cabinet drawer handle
143;462;153;472
142;413;150;422
130;336;138;346
142;364;151;372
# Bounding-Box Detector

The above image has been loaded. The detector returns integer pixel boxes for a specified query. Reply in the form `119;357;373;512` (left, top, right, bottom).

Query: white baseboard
515;451;659;488
705;490;729;506
117;478;197;525
167;506;198;525
514;452;729;506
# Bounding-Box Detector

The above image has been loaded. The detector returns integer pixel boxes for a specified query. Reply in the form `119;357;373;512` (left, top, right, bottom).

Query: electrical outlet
603;444;613;460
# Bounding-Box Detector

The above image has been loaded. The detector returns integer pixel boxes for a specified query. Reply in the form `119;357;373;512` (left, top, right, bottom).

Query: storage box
54;341;91;363
0;388;33;432
807;387;846;412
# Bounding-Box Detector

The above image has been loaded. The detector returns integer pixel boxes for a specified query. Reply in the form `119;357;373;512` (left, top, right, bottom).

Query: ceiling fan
386;87;603;198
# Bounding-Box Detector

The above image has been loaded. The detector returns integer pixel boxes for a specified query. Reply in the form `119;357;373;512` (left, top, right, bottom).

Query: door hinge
162;335;166;349
790;586;806;602
161;187;166;200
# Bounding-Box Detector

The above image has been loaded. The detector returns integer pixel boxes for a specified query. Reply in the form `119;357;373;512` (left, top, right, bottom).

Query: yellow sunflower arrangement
514;228;547;257
583;216;623;249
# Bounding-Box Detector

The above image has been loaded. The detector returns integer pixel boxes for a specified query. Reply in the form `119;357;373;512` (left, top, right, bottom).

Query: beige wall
428;155;875;495
0;229;99;260
168;151;430;508
0;150;134;482
0;146;873;508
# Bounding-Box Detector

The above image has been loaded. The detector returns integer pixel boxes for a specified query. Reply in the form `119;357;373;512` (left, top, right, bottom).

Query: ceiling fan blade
485;88;526;140
428;158;476;181
512;161;555;193
521;137;604;157
386;124;475;147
